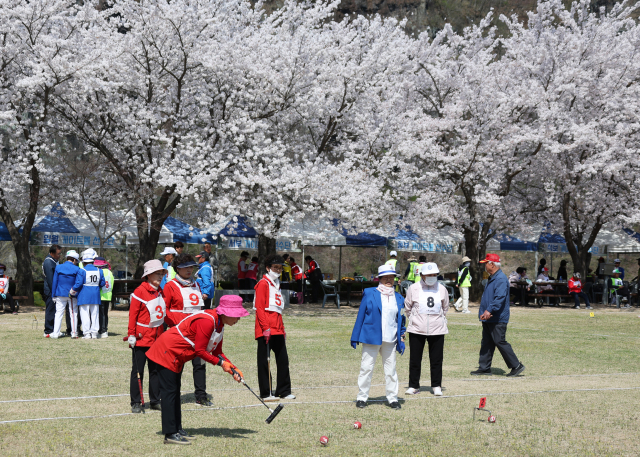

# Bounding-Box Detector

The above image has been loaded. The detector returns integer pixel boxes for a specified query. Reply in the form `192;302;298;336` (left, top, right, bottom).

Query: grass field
1;302;639;456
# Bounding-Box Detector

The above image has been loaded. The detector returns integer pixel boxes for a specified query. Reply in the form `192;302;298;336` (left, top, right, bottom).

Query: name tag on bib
418;289;441;315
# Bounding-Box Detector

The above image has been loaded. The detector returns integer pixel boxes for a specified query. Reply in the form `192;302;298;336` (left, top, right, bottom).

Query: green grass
0;303;639;456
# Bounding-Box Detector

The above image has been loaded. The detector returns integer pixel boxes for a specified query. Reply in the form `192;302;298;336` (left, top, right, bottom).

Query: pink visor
216;295;249;318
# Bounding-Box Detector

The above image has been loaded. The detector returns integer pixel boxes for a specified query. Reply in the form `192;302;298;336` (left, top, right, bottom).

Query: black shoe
131;403;143;414
150;403;161;411
195;398;213;407
506;363;526;377
178;429;196;440
470;369;492;376
356;400;367;408
388;401;401;410
164;433;191;445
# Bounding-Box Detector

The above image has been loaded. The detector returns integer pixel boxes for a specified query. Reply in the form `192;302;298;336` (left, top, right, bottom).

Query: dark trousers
99;300;109;334
130;346;160;405
158;365;183;436
478;322;520;370
257;335;291;398
65;304;72;335
309;276;322;302
203;298;212;310
570;291;590;307
192;357;207;401
44;294;55;334
409;333;444;388
0;293;16;312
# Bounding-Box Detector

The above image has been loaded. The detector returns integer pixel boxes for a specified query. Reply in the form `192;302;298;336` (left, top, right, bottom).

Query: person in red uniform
127;260;166;413
147;295;248;445
162;254;210;407
289;257;304;304
304;255;323;303
568;272;592;310
254;254;295;401
245;256;259;290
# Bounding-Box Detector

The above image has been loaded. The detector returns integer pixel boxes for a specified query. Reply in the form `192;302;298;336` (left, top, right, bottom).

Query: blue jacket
72;264;105;306
42;255;58;297
350;287;406;354
51;261;80;298
196;262;213;297
479;269;510;323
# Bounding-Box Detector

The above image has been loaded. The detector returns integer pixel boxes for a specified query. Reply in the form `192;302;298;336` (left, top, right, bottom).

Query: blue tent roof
32;203;79;233
217;216;258;238
163;216;216;244
492;233;538;251
0;222;12;241
332;220;387;246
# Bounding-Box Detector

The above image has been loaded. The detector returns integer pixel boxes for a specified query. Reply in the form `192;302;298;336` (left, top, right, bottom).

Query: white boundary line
3;371;640;404
2;386;640;425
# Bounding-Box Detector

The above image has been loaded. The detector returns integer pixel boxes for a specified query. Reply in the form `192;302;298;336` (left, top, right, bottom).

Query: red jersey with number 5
163;279;204;327
127;281;165;347
254;275;285;339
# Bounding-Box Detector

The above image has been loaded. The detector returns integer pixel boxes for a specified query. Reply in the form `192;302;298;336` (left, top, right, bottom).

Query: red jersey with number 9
127;281;165;347
163;278;205;327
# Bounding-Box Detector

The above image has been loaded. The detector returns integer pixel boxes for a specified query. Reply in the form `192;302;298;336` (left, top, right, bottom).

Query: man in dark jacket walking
471;253;525;377
42;244;61;337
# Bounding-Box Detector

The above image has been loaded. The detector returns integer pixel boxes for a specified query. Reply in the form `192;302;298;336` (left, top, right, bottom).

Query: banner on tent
538;242;602;255
31;233;118;248
222;237;300;252
389;239;459;254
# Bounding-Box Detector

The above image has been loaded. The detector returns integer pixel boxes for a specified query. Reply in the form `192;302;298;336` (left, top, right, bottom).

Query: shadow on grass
156;427;258;438
490;368;506;375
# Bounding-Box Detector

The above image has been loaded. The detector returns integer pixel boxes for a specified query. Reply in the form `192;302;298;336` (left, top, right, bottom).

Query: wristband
217;358;223;366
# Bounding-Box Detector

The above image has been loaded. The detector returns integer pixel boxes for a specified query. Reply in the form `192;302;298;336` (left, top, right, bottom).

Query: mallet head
265;403;284;424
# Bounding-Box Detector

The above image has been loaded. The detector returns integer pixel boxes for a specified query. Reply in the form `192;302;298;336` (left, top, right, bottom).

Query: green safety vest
407;262;419;282
168;266;176;281
413;263;426;283
385;258;398;282
458;266;472;288
610;277;622;289
101;268;114;301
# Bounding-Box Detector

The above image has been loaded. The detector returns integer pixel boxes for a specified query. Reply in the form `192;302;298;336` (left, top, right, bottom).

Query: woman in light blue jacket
350;265;406;410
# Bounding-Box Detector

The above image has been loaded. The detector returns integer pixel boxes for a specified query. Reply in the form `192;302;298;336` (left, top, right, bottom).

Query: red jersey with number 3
254;275;285;339
163;279;204;327
128;281;165;347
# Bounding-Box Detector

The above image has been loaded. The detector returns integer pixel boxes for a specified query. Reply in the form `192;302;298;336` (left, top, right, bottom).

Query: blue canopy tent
388;226;461;254
332;219;387;247
163;216;216;244
0;222;13;241
487;232;538;252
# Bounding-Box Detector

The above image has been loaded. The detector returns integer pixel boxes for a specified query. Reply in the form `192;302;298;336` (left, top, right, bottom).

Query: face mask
422;276;438;286
267;270;280;281
463;262;470;267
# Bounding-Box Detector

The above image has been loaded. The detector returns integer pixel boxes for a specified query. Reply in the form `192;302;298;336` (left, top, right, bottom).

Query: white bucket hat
142;259;167;278
82;248;97;263
377;264;399;277
420;262;440;275
160;247;178;256
66;250;80;260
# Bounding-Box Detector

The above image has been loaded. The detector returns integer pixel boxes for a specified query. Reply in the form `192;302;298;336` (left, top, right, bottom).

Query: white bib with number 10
418;289;441;315
85;270;100;287
179;285;204;313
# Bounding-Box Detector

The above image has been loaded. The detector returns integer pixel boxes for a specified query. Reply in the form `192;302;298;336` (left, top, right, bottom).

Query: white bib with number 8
418;289;441;315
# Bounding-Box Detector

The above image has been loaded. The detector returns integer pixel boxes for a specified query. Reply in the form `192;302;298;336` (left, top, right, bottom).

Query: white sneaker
281;394;296;400
405;387;420;395
49;333;59;339
262;396;279;402
432;387;443;396
82;334;92;339
92;333;100;339
100;332;108;338
462;310;471;314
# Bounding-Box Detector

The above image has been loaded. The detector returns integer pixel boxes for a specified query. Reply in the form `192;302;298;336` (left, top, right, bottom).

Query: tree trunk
257;234;277;278
133;192;181;278
463;223;484;302
561;193;602;280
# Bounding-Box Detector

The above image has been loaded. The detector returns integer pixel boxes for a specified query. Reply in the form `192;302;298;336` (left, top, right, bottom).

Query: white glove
69;289;77;296
128;336;137;347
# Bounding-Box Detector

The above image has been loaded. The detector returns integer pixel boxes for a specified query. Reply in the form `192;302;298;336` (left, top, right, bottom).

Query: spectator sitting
613;259;625;280
537;258;547;276
537;267;553;291
509;267;530;305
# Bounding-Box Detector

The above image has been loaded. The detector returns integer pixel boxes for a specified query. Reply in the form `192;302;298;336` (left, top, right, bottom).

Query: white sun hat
420;262;440;275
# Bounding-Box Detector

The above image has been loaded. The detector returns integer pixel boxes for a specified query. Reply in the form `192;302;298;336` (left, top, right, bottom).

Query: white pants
79;304;99;337
454;287;469;311
53;297;77;337
357;342;398;403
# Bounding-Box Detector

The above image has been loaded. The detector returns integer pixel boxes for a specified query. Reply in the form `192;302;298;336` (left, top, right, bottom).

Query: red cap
542;267;549;272
479;253;501;264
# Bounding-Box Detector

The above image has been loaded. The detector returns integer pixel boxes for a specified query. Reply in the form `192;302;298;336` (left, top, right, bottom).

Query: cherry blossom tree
502;0;640;277
0;0;104;301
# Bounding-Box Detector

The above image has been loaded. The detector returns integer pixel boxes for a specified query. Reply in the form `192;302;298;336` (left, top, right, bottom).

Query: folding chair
320;281;340;309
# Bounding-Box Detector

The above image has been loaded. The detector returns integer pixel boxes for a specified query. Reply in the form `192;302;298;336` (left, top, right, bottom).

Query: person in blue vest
50;250;81;338
71;249;106;339
195;251;213;309
350;265;406;410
